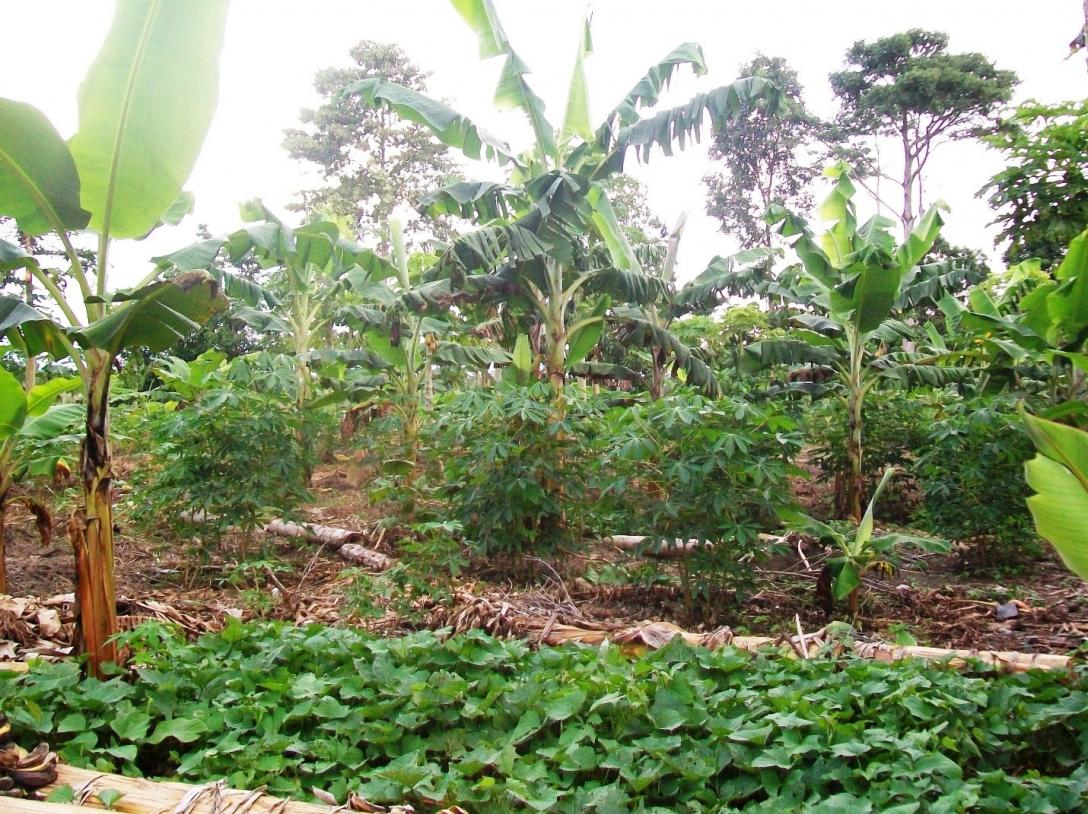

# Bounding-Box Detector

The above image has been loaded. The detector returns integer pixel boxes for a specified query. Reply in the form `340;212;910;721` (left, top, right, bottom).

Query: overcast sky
3;1;1085;289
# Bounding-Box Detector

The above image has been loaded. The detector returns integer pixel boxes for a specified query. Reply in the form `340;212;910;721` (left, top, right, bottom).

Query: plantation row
4;624;1088;813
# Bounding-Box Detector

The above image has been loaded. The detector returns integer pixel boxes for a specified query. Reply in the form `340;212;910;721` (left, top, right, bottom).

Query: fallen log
602;533;783;558
43;763;332;813
338;542;395;571
602;535;705;558
264;519;365;546
179;513;394;571
537;620;1072;672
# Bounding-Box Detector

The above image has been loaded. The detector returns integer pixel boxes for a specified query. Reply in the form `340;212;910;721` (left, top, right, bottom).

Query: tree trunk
650;347;665;399
900;120;915;237
546;322;566;390
72;354;119;676
844;332;865;522
0;500;7;596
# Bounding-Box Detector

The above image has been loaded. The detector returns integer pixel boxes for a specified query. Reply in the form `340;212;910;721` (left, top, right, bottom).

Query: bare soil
5;461;1087;657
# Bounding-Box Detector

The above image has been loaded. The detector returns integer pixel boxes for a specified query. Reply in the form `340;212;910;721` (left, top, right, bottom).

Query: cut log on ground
602;533;786;558
264;520;366;547
602;535;706;558
179;513;394;571
338;542;395;571
42;763;333;813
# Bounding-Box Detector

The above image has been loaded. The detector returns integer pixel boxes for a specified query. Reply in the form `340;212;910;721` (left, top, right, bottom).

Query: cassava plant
0;0;230;673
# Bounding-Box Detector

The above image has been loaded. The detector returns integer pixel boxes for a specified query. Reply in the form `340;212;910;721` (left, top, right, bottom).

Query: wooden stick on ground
42;763;332;814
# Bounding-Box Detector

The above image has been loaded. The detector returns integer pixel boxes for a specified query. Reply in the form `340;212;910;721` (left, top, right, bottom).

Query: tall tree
830;30;1016;235
982;101;1088;268
283;41;457;247
703;55;824;249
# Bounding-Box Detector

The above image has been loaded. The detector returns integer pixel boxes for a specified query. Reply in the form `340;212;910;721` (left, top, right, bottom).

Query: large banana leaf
231;306;291;336
1023;411;1088;580
674;248;778;313
0;239;36;273
153;239;279;309
26;376;81;416
433;341;511;368
598;43;708;131
418;181;523;221
1049;229;1088;342
0;368;27;442
75;271;227;355
897;260;982;311
0;99;90;236
587;184;640;271
450;0;557;162
20;403;84;441
560;14;594;144
595;78;779;176
739;339;840;375
0;297;69;358
616;314;720;396
343;78;517;166
69;0;228;239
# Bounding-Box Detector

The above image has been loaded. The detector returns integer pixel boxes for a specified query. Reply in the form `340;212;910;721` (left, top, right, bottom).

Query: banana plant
612;216;777;397
781;468;948;617
155;203;394;412
0;0;229;673
0;371;84;593
342;0;780;388
336;218;510;449
740;164;970;519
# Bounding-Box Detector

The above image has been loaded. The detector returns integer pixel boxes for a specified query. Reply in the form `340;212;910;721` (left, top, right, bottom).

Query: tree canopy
283;41;457;248
830;29;1016;234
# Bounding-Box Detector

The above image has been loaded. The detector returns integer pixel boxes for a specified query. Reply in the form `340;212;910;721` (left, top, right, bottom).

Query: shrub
913;396;1038;563
136;388;311;558
430;383;611;558
601;390;802;606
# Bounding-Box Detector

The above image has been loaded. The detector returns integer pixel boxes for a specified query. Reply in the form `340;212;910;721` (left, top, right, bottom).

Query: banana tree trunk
546;322;566;390
72;352;119;676
650;346;666;400
0;498;7;596
844;330;865;522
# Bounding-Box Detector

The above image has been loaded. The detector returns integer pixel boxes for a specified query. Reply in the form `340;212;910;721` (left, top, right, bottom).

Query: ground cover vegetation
2;0;1088;810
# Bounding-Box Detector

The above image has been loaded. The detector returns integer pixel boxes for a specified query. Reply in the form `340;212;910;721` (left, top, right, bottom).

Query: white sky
2;1;1085;290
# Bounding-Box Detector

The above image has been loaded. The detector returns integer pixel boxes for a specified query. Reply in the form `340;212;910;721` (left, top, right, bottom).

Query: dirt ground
5;462;1088;657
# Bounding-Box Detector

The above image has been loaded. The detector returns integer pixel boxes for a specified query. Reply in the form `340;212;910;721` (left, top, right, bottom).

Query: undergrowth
2;622;1087;812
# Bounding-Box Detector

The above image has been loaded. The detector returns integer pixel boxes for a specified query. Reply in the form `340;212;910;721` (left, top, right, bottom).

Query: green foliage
983;101;1088;267
138;388;311;549
1023;411;1088;580
283;41;456;246
914;397;1038;561
5;622;1088;811
704;55;824;249
343;521;468;623
601;391;802;603
432;383;604;556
